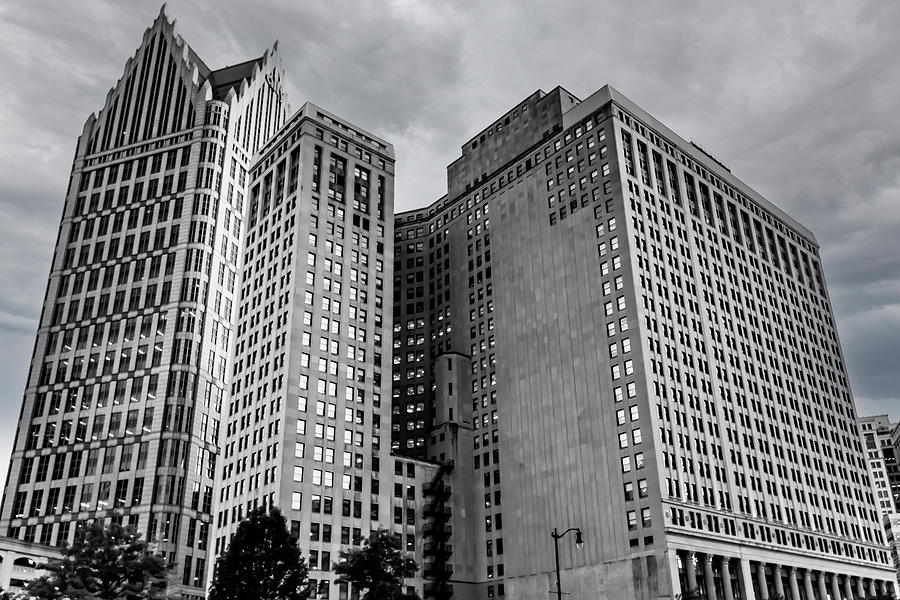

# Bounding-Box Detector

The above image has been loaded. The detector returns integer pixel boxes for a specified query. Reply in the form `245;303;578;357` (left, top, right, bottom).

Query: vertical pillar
788;567;800;600
830;573;842;600
817;571;828;600
739;557;755;600
686;551;698;593
855;577;864;599
668;549;683;598
802;570;814;600
705;555;719;600
843;575;853;600
773;565;785;599
757;562;770;600
721;557;735;600
867;579;876;598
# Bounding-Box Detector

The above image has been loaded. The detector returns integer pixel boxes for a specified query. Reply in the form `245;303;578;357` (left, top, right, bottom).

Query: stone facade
393;85;898;599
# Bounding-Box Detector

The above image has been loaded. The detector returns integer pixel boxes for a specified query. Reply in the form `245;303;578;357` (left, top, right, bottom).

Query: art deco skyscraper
210;102;426;598
0;9;286;598
393;86;898;599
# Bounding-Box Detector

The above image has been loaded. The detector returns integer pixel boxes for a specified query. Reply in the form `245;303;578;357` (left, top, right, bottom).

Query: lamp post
551;527;584;600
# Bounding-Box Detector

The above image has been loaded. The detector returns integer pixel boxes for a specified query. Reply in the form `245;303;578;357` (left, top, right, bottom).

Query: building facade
0;8;286;599
393;85;898;599
211;100;437;598
0;536;62;592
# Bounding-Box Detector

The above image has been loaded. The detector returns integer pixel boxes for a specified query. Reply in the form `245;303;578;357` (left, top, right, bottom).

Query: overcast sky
1;0;898;484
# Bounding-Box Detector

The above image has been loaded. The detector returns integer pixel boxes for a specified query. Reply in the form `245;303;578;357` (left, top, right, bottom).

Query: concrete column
686;551;698;593
843;575;853;600
817;571;828;600
739;557;755;600
867;579;875;598
773;565;785;599
855;577;864;599
668;549;683;598
721;557;735;600
802;570;814;600
830;573;842;600
788;567;800;600
705;555;719;600
757;562;770;600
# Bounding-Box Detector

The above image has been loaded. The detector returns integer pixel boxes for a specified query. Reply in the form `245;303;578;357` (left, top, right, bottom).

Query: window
291;492;302;510
621;456;631;473
635;452;645;469
627;510;637;530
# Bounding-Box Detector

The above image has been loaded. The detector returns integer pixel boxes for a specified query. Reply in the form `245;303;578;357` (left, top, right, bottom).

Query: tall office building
393;86;898;599
0;8;286;598
212;101;439;598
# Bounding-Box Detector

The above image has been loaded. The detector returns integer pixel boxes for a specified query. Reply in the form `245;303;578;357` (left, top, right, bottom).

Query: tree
0;588;30;600
335;529;420;600
208;506;310;600
26;520;168;600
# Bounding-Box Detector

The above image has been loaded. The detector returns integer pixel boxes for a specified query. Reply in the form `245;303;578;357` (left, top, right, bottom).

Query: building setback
392;85;897;599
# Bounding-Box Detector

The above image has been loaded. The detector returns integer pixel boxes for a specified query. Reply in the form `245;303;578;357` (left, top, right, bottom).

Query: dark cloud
1;0;899;486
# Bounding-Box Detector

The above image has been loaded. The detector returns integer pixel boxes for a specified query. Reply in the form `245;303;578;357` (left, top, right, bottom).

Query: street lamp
551;527;584;600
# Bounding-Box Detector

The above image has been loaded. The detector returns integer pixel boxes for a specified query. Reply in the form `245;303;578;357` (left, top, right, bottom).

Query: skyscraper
211;100;432;598
0;8;286;598
393;85;897;599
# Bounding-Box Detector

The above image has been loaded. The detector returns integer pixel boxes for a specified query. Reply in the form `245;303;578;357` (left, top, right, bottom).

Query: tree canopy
335;529;419;600
207;506;310;600
26;520;168;600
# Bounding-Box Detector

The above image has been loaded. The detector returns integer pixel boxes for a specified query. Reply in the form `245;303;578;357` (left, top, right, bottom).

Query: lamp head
575;529;584;549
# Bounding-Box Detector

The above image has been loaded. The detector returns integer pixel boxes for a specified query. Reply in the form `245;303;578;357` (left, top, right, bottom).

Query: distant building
0;537;61;592
860;415;900;514
860;414;900;588
393;85;898;599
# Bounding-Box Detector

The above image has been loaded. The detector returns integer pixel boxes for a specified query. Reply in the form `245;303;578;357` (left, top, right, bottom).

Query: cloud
1;0;900;481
